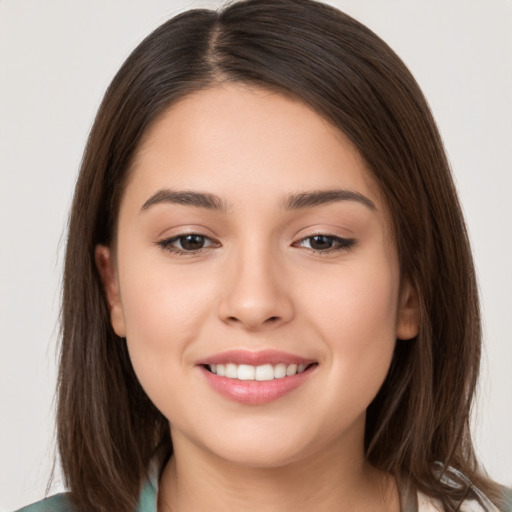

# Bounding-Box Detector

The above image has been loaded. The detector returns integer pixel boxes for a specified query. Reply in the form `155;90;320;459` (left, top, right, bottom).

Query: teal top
14;463;159;512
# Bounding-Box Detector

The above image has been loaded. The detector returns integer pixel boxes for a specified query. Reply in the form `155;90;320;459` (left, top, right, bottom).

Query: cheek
302;254;399;337
301;259;399;405
119;233;218;339
116;248;217;410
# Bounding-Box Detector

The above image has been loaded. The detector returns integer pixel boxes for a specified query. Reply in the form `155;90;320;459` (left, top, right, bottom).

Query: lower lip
199;365;316;405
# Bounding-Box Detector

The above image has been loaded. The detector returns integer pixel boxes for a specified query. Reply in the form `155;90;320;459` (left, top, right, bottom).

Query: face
96;85;418;468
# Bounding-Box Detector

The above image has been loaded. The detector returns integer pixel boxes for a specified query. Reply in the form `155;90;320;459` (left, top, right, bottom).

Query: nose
217;244;294;331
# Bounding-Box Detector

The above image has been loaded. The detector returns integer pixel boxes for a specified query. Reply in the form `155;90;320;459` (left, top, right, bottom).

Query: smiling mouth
203;362;317;381
199;355;318;404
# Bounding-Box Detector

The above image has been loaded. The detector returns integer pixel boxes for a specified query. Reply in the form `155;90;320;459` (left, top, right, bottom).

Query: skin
96;84;419;512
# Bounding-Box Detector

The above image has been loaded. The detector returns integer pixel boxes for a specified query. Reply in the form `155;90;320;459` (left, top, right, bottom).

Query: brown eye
295;234;356;253
157;233;219;254
179;234;206;251
309;235;335;250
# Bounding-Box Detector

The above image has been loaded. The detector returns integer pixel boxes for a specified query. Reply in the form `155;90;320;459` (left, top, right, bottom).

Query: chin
185;423;315;469
213;442;309;469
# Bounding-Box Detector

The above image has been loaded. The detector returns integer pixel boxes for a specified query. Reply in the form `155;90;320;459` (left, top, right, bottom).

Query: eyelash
156;233;356;256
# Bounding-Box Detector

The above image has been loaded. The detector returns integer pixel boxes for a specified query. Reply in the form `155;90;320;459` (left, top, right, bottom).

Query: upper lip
197;349;316;367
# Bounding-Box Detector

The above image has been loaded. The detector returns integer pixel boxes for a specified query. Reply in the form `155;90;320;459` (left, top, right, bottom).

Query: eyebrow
282;189;376;211
141;189;227;212
140;188;376;213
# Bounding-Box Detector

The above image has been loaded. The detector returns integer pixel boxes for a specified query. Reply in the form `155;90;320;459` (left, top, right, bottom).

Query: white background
1;1;511;510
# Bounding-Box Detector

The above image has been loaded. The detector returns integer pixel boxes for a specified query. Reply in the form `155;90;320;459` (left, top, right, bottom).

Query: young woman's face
97;85;418;468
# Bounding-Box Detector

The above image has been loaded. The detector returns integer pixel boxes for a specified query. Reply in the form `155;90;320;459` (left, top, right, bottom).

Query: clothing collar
135;456;160;512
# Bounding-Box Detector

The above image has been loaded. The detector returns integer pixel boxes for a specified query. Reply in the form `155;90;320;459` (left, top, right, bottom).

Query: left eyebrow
282;189;376;211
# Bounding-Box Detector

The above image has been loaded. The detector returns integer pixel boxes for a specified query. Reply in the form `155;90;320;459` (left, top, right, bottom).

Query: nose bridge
218;234;293;330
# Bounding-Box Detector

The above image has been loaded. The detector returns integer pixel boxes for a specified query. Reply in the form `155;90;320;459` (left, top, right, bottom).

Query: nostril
227;316;279;323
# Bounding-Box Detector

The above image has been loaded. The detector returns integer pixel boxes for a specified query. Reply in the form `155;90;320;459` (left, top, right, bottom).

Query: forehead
125;84;384;213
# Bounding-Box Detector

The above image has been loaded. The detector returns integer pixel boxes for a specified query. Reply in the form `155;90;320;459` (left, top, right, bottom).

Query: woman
14;0;510;510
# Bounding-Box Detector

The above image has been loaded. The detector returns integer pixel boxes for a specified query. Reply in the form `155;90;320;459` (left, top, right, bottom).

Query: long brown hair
58;0;506;510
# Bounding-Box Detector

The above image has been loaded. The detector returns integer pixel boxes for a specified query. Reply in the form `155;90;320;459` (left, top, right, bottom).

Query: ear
396;278;420;341
95;245;126;338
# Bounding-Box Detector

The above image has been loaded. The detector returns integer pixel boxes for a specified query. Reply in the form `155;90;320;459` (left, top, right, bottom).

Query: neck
157;426;400;512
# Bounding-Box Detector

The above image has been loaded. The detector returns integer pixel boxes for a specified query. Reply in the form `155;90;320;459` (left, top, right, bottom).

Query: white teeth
274;363;287;379
207;362;311;381
226;363;238;379
286;363;298;376
255;364;274;381
237;364;255;380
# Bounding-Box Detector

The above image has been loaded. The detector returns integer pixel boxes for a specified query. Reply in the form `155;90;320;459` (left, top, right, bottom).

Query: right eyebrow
140;189;227;212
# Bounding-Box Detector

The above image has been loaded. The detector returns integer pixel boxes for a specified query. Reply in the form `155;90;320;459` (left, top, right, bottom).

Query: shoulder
13;493;77;512
417;490;503;512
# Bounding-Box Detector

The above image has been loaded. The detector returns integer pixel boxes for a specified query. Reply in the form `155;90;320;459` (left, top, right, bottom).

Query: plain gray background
1;1;511;510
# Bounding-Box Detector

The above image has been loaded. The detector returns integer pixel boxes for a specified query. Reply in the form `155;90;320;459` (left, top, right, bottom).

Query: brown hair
57;0;506;510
